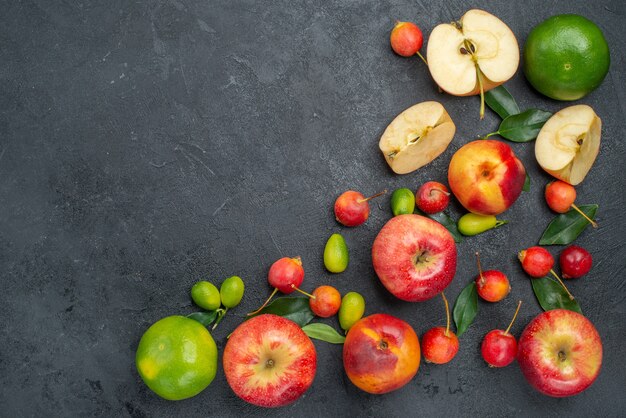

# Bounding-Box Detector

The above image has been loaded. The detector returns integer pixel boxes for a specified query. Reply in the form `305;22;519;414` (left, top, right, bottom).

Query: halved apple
426;9;519;118
379;101;456;175
535;105;601;185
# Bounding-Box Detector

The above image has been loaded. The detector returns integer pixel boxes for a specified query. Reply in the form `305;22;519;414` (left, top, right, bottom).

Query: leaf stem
571;203;598;228
550;269;575;300
504;301;522;335
212;308;228;330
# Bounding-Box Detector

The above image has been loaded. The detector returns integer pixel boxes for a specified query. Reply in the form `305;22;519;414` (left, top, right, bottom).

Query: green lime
220;276;244;308
339;292;365;331
136;316;218;400
190;281;221;310
524;14;610;101
324;233;349;273
390;188;415;216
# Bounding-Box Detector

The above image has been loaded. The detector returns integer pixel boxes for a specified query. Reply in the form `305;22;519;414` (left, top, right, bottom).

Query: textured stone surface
1;0;625;416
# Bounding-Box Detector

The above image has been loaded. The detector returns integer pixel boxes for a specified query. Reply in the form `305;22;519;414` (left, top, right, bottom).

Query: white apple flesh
379;101;456;175
535;104;601;185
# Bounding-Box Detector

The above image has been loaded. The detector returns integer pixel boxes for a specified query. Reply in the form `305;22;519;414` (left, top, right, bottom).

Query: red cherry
545;181;598;228
415;181;450;214
481;301;522;368
268;257;304;293
518;246;554;278
481;330;518;367
474;252;510;302
390;22;423;57
560;245;593;279
248;257;314;316
334;190;386;227
422;327;459;364
421;292;458;364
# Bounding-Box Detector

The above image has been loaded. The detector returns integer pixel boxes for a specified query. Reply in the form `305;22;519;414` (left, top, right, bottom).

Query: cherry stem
441;292;451;337
212;307;228;330
415;51;428;65
357;189;388;203
504;300;522;335
246;287;279;316
550;269;575;300
571;203;598;228
475;252;484;282
291;284;316;299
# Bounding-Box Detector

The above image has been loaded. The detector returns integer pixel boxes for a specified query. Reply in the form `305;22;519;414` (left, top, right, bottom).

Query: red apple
343;313;420;394
372;214;457;302
448;139;526;216
223;314;317;407
518;309;602;397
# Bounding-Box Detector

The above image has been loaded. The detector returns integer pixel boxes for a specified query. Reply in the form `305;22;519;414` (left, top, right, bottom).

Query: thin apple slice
379;101;456;174
535;105;601;185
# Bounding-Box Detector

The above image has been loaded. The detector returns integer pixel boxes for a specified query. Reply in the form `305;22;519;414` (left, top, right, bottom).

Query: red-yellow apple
372;214;457;302
223;314;317;407
448;139;525;215
343;313;420;394
517;309;602;397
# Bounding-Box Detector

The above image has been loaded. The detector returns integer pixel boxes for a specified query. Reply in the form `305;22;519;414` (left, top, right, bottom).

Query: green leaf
523;172;530;192
302;323;346;344
247;297;314;327
415;208;463;243
539;204;598;245
531;276;582;314
453;282;478;337
187;311;218;327
484;85;520;119
490;109;552;142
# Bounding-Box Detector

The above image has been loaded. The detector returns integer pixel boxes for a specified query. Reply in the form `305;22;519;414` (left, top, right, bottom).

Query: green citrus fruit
191;281;221;310
220;276;244;308
323;233;349;273
136;316;218;400
524;14;610;101
338;292;365;331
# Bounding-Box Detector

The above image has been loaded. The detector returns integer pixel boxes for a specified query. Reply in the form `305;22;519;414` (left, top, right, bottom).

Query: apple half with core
372;214;457;302
535;105;601;185
343;313;420;394
448;139;526;216
379;101;456;175
518;309;602;397
427;9;519;118
223;314;316;408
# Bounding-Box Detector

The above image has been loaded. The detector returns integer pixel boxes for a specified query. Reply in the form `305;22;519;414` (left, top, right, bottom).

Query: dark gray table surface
2;0;625;416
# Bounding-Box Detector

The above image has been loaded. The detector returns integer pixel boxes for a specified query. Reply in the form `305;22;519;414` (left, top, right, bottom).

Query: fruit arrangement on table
135;8;609;407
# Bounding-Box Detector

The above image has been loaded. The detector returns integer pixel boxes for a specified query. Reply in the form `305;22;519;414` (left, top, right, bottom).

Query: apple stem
494;220;508;228
212;307;228;330
476;65;485;120
246;287;279;316
358;189;388;203
504;301;522;335
571;203;598;228
291;284;316;299
550;269;575;300
415;51;428;66
475;252;484;282
430;189;450;197
441;292;451;337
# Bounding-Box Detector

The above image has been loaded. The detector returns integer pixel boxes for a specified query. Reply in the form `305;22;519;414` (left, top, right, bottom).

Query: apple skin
372;214;457;302
448;140;526;216
517;309;602;397
343;313;420;394
223;314;317;407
